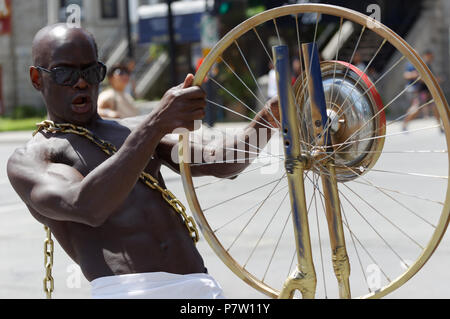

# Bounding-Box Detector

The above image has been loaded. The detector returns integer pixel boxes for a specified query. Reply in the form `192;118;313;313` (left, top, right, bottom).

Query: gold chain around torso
34;120;199;243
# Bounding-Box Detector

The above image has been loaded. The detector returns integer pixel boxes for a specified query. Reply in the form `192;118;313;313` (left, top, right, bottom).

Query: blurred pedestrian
267;62;277;99
402;50;441;132
353;51;366;71
291;58;302;85
98;64;139;119
124;58;137;99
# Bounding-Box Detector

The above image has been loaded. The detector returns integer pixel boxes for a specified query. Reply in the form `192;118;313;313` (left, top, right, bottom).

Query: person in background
98;64;139;119
291;58;302;86
402;50;441;132
353;51;366;72
124;58;137;99
267;62;277;99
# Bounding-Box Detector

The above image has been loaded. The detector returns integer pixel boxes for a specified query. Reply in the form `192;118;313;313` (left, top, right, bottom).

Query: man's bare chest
45;129;163;181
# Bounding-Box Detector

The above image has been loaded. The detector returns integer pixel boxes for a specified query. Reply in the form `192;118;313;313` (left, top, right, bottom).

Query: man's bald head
30;24;101;125
32;24;98;68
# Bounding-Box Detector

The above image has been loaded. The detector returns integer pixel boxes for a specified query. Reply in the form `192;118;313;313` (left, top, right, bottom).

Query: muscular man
7;24;279;299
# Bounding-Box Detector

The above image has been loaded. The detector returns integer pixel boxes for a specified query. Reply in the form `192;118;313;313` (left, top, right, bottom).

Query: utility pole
125;0;134;59
47;0;59;25
167;0;177;87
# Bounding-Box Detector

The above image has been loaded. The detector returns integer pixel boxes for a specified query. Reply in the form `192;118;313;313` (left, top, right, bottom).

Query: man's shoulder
7;137;45;183
8;133;69;165
8;135;50;165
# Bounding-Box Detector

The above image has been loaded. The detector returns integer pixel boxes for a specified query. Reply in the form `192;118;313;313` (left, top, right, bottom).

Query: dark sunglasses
36;62;107;86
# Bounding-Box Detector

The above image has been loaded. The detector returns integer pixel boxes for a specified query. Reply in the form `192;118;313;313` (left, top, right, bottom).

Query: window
101;0;119;19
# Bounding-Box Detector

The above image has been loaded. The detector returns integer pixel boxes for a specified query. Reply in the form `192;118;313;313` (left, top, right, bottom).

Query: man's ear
30;66;42;91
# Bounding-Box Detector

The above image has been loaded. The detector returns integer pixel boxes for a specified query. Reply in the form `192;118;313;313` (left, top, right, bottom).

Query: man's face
33;28;100;126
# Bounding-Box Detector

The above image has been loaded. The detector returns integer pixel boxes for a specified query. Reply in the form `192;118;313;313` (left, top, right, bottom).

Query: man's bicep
30;163;84;211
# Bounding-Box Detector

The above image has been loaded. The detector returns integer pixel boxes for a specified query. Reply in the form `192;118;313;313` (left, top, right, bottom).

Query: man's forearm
191;107;278;178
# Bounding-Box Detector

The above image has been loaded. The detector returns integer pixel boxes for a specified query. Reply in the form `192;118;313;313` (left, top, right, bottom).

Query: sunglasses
113;68;130;77
36;62;107;86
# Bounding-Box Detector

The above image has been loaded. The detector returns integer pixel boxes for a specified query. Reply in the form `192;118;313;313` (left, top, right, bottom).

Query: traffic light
213;0;231;15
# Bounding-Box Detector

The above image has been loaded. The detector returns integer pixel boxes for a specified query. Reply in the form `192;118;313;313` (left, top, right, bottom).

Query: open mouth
71;95;92;113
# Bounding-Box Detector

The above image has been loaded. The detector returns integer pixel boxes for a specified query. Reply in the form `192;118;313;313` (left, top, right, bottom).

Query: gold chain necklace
34;120;199;243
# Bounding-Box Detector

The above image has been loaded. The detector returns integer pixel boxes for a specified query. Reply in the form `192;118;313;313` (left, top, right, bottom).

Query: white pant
90;271;226;299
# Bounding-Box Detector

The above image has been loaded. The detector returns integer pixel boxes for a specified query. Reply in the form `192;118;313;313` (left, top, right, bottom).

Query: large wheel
179;4;450;298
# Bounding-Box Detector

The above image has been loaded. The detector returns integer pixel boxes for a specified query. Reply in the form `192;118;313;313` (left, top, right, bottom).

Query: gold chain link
43;225;54;299
34;121;199;244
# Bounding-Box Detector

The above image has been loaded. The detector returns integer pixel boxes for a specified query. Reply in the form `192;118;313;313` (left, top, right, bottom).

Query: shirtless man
7;24;279;299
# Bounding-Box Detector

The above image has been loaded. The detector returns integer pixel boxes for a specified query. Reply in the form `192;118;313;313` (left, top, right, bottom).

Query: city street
0;120;449;299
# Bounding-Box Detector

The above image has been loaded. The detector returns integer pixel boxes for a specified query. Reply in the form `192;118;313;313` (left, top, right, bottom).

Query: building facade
0;0;131;114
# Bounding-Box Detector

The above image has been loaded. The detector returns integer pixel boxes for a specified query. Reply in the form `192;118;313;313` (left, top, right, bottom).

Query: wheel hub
293;61;386;182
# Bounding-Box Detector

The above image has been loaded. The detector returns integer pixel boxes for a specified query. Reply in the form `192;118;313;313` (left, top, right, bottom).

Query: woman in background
98;64;139;119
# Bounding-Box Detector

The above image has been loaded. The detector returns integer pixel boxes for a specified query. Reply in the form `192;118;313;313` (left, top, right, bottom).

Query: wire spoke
311;172;328;297
320;123;443;152
194;159;284;190
262;207;292;282
205;99;275;131
356;168;448;180
244;191;290;267
340;181;424;249
220;57;269;110
337;186;409;269
252;27;274;65
214;184;289;233
329;17;344;105
273;18;281;45
203;175;287;212
234;40;282;127
227;173;287;251
339;199;371;293
351;180;444;207
322;76;423;162
331;25;366;106
194;123;283;160
307;170;392;283
320;39;386;141
189;155;280;167
209;77;274;129
340;39;386;109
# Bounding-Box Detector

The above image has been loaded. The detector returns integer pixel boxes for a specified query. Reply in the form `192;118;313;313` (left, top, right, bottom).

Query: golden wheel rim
179;4;450;299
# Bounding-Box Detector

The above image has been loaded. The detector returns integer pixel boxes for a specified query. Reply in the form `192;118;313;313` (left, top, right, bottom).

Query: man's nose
73;74;89;89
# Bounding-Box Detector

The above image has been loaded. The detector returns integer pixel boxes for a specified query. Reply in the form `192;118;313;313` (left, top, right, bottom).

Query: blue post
302;42;331;147
273;45;317;299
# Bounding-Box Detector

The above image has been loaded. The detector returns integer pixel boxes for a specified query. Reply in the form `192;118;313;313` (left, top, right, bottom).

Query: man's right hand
152;74;206;134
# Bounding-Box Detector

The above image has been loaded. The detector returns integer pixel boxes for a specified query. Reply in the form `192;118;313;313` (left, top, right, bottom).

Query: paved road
0;120;449;299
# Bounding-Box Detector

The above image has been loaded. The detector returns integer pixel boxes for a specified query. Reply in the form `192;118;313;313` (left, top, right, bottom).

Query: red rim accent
333;61;386;126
